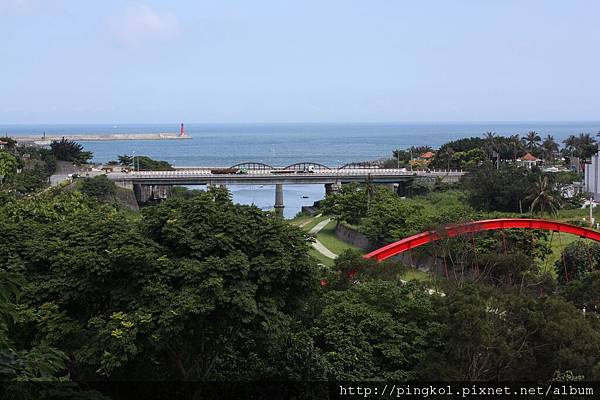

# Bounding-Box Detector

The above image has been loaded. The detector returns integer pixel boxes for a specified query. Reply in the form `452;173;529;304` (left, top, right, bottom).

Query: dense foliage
50;138;92;164
1;132;598;393
0;143;58;200
555;241;600;285
0;181;597;389
113;154;174;171
315;280;440;380
79;175;117;199
321;183;477;245
421;284;600;381
0;151;18;185
462;163;564;214
0;189;321;382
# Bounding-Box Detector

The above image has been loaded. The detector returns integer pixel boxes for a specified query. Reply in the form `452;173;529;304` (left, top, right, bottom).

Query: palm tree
541;135;559;162
443;146;455;170
483;131;497;160
526;176;560;216
365;174;376;211
522;131;541;153
576;132;596;159
508;134;522;160
562;135;577;157
578;132;595;146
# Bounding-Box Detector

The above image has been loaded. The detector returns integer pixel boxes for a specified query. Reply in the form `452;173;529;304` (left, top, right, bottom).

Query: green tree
420;284;600;381
555;241;600;285
527;175;560;216
8;165;49;193
431;137;485;169
448;148;487;170
50;138;92;164
0;271;68;381
0;190;321;381
361;191;475;245
563;135;578;157
79;175;117;199
563;271;600;311
117;155;133;167
575;133;596;159
522;131;541;153
109;155;173;170
541;135;559;161
506;134;524;161
0;150;18;185
315;280;441;380
462;163;538;212
483;131;497;160
321;183;385;225
441;146;455;170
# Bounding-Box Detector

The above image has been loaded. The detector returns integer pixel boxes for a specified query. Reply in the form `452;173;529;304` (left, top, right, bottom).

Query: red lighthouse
180;123;185;137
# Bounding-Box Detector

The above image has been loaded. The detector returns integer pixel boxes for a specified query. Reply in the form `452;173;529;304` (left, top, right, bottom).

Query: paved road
106;168;465;186
309;219;338;259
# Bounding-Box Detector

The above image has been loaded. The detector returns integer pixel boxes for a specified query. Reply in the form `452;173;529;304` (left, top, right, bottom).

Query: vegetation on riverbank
1;133;600;397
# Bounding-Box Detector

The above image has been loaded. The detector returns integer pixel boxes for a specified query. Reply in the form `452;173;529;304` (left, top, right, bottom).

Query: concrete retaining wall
334;222;371;250
334;221;438;272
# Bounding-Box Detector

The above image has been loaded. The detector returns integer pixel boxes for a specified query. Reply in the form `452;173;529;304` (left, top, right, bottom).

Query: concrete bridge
105;163;465;214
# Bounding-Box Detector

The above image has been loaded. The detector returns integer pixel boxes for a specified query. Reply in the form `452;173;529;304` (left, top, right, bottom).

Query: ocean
3;122;599;217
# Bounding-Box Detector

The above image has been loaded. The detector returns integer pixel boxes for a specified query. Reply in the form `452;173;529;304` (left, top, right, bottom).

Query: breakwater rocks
14;133;191;145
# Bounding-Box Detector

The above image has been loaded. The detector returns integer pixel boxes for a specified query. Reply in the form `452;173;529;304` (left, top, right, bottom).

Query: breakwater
14;133;191;145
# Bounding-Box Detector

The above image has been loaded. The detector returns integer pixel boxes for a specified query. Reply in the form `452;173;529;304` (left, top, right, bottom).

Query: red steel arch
365;218;600;261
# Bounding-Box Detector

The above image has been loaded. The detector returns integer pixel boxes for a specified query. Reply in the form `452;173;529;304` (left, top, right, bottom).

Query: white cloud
109;4;180;46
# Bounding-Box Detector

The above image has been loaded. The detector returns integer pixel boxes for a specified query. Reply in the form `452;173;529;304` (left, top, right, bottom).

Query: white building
516;152;541;168
584;145;600;200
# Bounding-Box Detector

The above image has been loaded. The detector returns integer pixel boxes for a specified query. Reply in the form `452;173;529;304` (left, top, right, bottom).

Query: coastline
12;133;191;145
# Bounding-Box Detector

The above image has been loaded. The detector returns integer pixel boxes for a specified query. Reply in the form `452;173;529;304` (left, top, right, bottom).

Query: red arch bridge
364;218;600;261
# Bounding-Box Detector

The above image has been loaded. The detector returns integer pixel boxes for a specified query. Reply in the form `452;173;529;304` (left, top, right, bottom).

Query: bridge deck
107;168;465;185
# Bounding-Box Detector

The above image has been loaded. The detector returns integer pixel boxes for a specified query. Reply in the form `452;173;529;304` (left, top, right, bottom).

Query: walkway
309;218;338;259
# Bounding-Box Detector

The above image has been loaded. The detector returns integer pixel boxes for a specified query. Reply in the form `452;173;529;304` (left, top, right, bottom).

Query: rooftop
521;152;539;161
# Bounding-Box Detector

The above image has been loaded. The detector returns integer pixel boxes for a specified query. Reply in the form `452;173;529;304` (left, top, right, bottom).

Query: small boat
302;195;309;199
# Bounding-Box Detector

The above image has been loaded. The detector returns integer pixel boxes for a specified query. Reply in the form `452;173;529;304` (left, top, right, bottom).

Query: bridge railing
109;169;465;181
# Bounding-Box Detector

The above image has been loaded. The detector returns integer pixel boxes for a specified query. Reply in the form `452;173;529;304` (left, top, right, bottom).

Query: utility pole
590;197;594;227
397;149;400;169
410;148;414;172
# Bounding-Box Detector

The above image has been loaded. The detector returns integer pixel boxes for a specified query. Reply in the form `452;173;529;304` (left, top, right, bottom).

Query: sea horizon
4;121;598;218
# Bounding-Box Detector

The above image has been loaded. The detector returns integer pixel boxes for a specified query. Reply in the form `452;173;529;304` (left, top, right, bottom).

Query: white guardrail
108;168;465;179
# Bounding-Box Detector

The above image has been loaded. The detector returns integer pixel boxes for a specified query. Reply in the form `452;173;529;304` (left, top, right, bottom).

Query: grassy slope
317;220;363;255
291;214;428;280
539;206;599;277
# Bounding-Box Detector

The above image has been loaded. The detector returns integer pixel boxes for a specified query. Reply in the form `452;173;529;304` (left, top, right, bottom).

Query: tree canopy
0;188;321;382
50;138;92;164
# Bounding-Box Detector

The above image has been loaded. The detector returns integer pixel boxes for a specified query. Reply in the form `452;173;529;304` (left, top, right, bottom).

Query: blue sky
1;0;599;123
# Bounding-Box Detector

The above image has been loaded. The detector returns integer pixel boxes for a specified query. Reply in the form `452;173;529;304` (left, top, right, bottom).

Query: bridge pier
325;182;341;195
274;183;284;217
133;184;172;204
396;179;412;197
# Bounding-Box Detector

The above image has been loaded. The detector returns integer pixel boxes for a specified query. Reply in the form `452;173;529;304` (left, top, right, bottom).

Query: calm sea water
3;122;599;217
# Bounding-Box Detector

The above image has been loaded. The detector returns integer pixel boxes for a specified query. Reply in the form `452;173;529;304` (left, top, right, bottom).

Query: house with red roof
517;152;541;168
